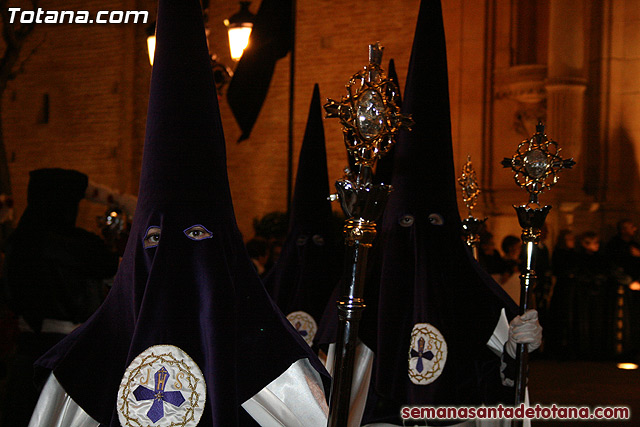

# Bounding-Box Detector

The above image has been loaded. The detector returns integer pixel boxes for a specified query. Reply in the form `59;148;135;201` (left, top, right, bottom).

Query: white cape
29;358;328;427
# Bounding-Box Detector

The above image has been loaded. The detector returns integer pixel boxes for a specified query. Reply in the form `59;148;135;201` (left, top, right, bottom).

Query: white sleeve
483;309;533;427
486;308;510;356
242;358;329;426
28;373;100;427
325;341;375;427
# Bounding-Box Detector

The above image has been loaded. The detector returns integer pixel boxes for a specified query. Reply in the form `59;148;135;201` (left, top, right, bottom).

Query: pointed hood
374;58;400;186
288;84;333;235
137;0;232;215
263;84;342;346
363;1;517;422
35;1;327;425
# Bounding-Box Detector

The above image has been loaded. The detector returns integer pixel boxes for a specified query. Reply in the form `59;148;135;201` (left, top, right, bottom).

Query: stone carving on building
494;64;547;139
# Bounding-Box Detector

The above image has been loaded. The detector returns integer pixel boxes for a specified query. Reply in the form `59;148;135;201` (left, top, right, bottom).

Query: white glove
506;309;542;358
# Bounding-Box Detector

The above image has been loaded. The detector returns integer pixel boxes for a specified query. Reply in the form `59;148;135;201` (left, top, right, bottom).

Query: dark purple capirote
263;84;342;341
316;1;518;424
34;0;328;425
363;1;518;423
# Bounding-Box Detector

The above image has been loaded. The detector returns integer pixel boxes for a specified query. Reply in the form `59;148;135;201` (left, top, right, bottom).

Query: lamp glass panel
228;26;252;61
147;35;156;66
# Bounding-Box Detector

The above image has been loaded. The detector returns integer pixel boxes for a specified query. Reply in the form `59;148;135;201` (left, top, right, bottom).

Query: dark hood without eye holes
13;168;88;233
34;1;329;425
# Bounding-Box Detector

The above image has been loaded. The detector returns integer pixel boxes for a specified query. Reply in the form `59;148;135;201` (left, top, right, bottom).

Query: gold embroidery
286;311;317;346
408;324;447;385
139;368;150;385
174;371;184;389
118;346;206;427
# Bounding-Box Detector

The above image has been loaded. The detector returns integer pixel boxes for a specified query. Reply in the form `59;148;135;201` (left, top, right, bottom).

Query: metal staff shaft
324;43;411;425
513;204;549;422
327;219;375;426
516;238;534;407
502;122;574;425
327;165;391;426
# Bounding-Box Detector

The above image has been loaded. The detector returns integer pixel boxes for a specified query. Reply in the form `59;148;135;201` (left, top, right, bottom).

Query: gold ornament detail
501;121;575;203
343;218;377;246
458;155;480;216
324;42;413;168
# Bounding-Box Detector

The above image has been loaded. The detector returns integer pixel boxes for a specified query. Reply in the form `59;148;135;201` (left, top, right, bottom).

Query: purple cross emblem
294;321;308;337
410;337;434;373
133;367;185;423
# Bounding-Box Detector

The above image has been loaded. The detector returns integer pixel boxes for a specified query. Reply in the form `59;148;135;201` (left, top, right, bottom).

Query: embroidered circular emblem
117;345;206;427
286;311;317;346
408;323;447;385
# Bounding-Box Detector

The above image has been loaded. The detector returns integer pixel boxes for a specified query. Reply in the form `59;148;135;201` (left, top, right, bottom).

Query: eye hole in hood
184;224;213;241
428;213;444;226
399;215;415;227
312;234;325;246
143;226;161;249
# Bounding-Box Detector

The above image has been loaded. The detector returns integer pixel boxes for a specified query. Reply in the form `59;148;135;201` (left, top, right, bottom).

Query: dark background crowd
478;219;640;363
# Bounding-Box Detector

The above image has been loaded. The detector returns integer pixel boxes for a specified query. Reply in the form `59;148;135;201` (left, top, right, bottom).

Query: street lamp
224;2;255;61
146;22;156;66
146;4;247;94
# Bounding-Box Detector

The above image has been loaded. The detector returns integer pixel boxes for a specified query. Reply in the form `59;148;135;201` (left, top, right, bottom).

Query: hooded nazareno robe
30;1;329;425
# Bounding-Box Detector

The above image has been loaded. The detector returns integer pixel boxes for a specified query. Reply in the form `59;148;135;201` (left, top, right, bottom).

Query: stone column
545;0;587;176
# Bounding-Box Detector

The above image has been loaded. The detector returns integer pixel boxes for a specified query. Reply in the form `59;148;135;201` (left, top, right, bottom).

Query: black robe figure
1;168;119;427
263;84;342;348
319;1;520;426
28;1;329;426
547;232;580;359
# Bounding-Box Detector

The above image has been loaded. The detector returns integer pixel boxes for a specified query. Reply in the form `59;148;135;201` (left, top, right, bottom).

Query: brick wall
213;0;421;239
2;0;154;234
4;0;639;249
0;0;509;241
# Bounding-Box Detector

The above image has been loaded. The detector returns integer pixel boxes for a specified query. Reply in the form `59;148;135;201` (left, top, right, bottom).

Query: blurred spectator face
556;229;575;250
581;237;600;254
271;243;282;263
501;235;522;260
620;221;637;240
564;233;575;249
505;243;521;260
